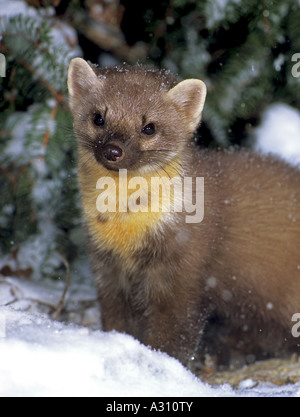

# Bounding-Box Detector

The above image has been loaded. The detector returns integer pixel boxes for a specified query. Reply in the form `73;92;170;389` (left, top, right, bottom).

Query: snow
205;0;244;29
0;306;223;397
0;0;82;63
254;103;300;166
1;277;230;397
1;300;300;398
0;0;39;18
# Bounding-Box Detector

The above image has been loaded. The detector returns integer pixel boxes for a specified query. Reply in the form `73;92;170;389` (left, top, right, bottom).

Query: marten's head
68;58;206;174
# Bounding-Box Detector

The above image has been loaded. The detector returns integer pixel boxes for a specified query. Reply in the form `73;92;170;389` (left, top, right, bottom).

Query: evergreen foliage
0;10;83;281
140;0;300;145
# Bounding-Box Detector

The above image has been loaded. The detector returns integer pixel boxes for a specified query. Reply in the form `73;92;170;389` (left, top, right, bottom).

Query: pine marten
68;57;300;369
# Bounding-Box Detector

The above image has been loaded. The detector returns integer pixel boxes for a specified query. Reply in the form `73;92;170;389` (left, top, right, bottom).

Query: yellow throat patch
78;151;182;258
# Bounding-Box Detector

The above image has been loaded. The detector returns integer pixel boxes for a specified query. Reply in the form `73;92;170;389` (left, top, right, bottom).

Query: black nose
101;144;124;162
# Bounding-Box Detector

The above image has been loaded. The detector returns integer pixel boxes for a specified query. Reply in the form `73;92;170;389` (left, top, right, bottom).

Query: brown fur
68;58;300;369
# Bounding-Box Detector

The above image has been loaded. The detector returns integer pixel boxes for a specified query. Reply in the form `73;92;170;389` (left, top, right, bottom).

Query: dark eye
142;123;155;136
93;113;105;127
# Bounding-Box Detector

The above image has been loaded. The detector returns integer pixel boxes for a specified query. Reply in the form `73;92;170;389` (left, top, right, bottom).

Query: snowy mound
255;103;300;166
1;297;300;397
0;305;227;397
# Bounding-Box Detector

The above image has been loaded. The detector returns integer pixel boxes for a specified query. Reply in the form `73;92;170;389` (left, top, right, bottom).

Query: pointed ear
67;57;101;112
166;79;206;132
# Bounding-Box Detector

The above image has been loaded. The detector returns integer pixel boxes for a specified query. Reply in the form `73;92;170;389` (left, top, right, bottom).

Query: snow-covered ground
1;103;300;397
1;280;300;398
1;303;300;398
0;305;222;397
1;278;300;398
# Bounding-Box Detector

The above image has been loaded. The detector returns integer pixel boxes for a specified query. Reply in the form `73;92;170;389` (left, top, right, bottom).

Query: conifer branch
0;44;65;103
42;101;59;147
